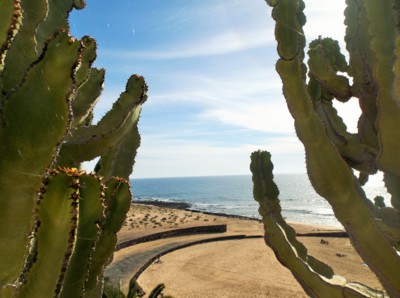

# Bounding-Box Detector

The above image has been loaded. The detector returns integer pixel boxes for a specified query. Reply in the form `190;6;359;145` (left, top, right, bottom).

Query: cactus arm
319;104;374;174
73;0;86;10
308;77;377;176
344;0;374;96
72;68;105;127
0;0;22;75
356;1;400;210
0;0;18;46
17;172;78;298
1;0;86;94
394;37;400;109
59;75;147;167
34;0;83;55
267;0;400;295
307;37;378;176
250;151;382;297
343;0;380;165
70;36;101;128
1;0;47;94
307;38;351;102
0;32;79;288
127;277;139;298
344;0;378;134
271;0;306;61
59;174;104;298
74;36;97;88
373;206;400;252
95;126;141;182
277;52;400;297
60;104;141;167
84;178;131;297
383;172;400;210
362;2;400;176
149;284;166;298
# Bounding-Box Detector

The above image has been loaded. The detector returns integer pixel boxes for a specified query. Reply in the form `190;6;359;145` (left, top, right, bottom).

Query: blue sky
70;0;355;178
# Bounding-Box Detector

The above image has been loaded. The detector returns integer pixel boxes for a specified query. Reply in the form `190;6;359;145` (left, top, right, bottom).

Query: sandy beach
106;203;383;297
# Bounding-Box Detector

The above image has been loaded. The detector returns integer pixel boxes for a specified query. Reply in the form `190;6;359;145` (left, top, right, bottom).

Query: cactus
0;1;146;297
102;278;173;298
251;0;400;297
148;284;166;298
251;151;385;297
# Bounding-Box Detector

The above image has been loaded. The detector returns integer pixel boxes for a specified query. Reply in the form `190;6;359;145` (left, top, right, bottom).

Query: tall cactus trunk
0;1;146;297
251;0;400;296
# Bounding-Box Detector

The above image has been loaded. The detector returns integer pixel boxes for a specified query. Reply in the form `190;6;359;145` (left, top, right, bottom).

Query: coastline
109;203;382;297
133;199;345;234
135;199;262;222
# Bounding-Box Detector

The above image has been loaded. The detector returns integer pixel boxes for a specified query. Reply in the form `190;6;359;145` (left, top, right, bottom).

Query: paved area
105;232;245;292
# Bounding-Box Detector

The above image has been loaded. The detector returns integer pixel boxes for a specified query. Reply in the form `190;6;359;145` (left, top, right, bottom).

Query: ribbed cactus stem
18;171;79;298
256;0;400;296
0;32;80;289
361;2;400;176
0;1;146;296
59;174;104;298
251;150;384;297
58;75;147;168
84;178;132;297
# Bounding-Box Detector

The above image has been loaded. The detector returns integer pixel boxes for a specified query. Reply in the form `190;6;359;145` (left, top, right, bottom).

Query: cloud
201;101;294;134
131;134;304;178
100;26;275;60
145;67;294;134
73;0;353;179
303;0;347;47
92;63;292;138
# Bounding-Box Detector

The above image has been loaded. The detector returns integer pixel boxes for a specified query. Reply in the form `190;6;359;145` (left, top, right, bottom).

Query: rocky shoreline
134;200;192;210
134;199;261;222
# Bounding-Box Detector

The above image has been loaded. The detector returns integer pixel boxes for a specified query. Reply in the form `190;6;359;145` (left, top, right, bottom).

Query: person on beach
154;255;162;264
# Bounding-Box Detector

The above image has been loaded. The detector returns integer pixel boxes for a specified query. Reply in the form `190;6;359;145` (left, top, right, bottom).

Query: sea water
130;174;389;228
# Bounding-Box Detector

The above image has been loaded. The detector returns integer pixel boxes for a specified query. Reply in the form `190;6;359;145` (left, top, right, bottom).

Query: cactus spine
0;1;146;297
251;0;400;296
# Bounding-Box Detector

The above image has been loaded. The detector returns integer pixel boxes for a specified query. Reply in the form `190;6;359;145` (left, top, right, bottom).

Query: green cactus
0;1;146;297
102;278;173;298
251;0;400;296
148;284;166;298
84;177;132;298
251;151;384;297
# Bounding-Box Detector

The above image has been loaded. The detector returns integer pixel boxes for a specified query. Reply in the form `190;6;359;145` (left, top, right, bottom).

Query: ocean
130;174;389;228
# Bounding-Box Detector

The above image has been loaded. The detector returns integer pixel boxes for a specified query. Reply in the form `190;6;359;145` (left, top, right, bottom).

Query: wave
131;175;360;227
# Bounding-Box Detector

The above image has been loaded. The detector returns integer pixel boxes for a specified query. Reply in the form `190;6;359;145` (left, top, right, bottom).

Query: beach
107;203;383;297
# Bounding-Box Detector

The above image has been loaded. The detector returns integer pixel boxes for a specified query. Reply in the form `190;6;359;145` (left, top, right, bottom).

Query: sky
69;0;356;179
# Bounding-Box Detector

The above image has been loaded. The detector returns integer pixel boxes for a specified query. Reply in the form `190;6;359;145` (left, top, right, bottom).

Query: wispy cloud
95;64;293;136
100;26;275;60
303;0;347;48
202;101;294;134
132;135;304;178
76;0;349;178
144;67;294;134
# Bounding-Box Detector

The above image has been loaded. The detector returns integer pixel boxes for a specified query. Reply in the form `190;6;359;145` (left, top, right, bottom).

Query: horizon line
130;172;307;180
